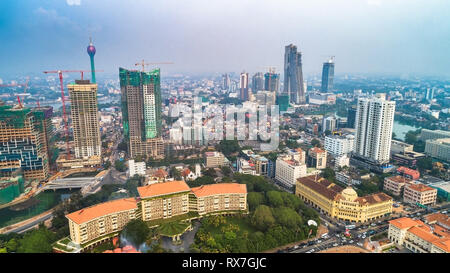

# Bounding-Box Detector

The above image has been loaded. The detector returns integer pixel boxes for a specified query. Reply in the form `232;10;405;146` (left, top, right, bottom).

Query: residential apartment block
275;153;307;188
383;175;415;196
128;160;146;177
205;151;226;168
403;183;437;206
324;134;354;157
307;147;327;169
68;80;101;159
424;138;450;162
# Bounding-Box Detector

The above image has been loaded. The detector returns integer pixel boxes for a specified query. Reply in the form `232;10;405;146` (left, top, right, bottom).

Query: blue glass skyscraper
321;57;335;92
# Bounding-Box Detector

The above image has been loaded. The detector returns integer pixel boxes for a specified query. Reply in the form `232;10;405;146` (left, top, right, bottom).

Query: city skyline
1;0;450;77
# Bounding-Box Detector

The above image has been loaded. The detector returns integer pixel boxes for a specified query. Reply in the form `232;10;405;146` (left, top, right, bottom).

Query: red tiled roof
137;180;191;198
191;183;247;198
388;217;423;229
297;175;343;200
66;198;137;225
406;183;436;193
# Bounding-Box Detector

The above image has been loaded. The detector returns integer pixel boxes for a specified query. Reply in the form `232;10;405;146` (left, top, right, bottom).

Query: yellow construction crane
135;60;174;72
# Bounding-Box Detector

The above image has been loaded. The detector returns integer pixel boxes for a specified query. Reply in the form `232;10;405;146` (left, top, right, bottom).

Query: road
1;211;53;234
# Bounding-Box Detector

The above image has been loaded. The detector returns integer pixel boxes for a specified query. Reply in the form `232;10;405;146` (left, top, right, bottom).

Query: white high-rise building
325;134;355;157
354;95;395;164
322;116;337;133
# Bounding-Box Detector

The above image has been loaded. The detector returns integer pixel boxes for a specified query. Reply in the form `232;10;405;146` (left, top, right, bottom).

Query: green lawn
202;215;257;237
158;221;190;237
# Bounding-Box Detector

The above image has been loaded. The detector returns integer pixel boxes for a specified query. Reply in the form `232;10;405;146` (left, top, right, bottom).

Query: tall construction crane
134;60;174;72
42;70;102;159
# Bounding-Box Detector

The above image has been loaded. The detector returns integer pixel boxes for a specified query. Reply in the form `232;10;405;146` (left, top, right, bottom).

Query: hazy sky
1;0;449;77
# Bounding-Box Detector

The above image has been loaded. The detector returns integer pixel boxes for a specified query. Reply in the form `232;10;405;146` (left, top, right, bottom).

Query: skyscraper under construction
119;68;164;159
68;80;101;159
0;105;49;181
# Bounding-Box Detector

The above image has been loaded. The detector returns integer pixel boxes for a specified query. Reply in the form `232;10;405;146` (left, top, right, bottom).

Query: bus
345;224;356;230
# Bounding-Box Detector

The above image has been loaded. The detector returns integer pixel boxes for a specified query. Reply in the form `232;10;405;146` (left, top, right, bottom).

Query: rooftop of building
205;151;223;157
385;175;413;184
355;192;392;205
424;213;450;228
389;217;424;229
137;180;191;199
191;183;247;198
309;147;326;154
66;198;138;225
297;175;343;200
406;183;436;193
396;166;420;176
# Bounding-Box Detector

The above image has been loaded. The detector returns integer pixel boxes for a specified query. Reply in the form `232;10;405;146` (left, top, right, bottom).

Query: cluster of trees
114;160;126;172
0;225;57;253
404;129;426;152
120;219;150;249
190;174;320;253
215;140;241;157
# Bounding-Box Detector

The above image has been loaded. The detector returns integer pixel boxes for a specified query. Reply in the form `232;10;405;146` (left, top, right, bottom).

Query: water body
335;112;421;141
0;189;77;228
392;120;421;141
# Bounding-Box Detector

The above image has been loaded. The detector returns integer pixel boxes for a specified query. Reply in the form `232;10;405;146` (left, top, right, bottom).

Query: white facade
324;134;355;157
275;158;307;187
334;154;350;168
322;116;337;133
354;95;395;163
128;160;146;177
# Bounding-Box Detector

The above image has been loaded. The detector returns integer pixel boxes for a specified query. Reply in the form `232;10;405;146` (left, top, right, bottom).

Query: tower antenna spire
87;37;97;83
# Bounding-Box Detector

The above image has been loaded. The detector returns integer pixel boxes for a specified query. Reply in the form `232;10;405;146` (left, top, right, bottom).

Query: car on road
357;242;363;247
349;240;354;244
333;243;338;247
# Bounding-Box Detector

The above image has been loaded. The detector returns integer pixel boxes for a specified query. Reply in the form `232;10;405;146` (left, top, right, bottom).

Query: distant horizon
1;0;450;79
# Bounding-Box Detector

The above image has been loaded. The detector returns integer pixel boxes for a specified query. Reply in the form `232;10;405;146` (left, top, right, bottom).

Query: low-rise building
324;134;354;157
429;181;450;202
275;155;307;188
420;129;450;141
240;150;269;176
396;166;420;180
391;151;426;168
190;183;247;215
128;160;146;177
388;217;450;253
390;139;413;155
61;180;248;252
138;180;191;222
205;151;226;168
383;175;415;196
424;138;450;162
307;147;327;169
65;198;138;247
403;183;437;206
296;175;392;223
